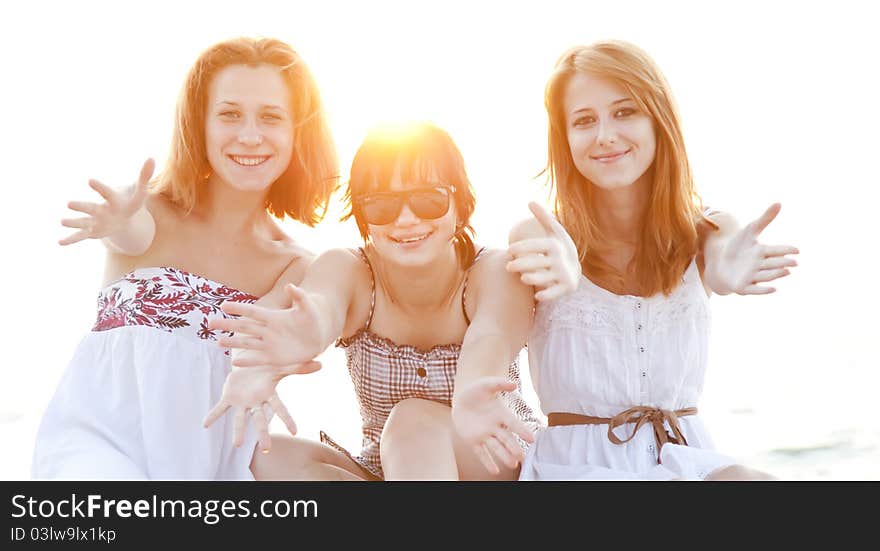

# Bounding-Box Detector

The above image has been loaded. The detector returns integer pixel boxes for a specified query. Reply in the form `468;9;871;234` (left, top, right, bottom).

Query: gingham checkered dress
320;248;539;479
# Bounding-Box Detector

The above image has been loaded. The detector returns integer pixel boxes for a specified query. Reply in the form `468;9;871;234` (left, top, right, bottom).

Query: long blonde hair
545;40;713;296
154;37;338;225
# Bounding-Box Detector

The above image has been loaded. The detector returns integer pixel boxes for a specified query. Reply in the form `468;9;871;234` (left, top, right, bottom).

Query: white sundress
519;259;737;480
32;267;261;480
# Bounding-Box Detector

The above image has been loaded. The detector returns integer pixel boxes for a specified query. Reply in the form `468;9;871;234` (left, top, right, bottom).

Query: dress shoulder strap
355;247;377;331
461;247;487;326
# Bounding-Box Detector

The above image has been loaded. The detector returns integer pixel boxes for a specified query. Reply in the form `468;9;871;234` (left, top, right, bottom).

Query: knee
382;399;451;447
250;436;330;480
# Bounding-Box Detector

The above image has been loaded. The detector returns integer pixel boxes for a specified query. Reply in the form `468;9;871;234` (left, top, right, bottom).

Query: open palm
59;158;154;246
452;377;536;475
716;203;799;295
203;361;320;453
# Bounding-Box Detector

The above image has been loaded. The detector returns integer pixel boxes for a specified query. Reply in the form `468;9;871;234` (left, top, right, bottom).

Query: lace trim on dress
531;259;708;339
533;295;623;338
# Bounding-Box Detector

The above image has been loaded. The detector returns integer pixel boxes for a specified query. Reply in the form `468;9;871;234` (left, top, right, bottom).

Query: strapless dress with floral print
32;267;260;480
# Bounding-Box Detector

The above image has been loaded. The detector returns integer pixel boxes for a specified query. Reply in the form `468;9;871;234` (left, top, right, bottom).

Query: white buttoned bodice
528;258;710;417
520;258;735;480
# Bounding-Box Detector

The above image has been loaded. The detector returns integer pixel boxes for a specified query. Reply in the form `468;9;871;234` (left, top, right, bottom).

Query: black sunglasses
355;185;456;226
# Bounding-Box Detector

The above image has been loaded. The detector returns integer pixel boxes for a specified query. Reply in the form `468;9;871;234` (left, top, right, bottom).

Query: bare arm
210;247;367;367
452;249;537;474
455;250;533;390
60;158;157;256
203;248;366;452
256;247;316;308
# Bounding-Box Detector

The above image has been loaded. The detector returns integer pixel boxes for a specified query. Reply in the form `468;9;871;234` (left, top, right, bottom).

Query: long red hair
545;40;713;296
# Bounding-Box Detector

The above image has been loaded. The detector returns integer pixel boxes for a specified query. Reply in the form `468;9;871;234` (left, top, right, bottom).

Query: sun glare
1;0;877;480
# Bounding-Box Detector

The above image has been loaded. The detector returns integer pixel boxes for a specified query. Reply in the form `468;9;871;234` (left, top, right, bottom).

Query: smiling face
563;72;656;191
204;64;294;194
364;162;458;269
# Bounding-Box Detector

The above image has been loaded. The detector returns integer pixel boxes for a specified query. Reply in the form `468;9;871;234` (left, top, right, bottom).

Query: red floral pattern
92;267;258;343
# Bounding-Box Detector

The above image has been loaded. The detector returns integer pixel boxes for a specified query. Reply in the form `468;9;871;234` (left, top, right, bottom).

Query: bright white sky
1;0;878;479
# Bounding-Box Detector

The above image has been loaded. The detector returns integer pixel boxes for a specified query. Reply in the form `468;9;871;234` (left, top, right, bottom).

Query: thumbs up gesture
506;201;581;301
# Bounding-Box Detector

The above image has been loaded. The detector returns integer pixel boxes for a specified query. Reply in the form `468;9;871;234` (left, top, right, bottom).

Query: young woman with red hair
33;37;337;479
500;40;799;480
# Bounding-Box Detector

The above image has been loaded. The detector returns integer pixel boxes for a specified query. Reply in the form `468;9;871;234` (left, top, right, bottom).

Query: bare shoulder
99;192;167;284
465;247;533;337
508;216;550;244
142;192;183;251
310;247;374;337
101;251;136;286
263;247;366;308
704;208;738;229
470;247;509;277
144;192;176;228
467;247;525;301
697;208;738;243
269;242;317;289
316;247;368;268
304;247;373;291
696;208;740;293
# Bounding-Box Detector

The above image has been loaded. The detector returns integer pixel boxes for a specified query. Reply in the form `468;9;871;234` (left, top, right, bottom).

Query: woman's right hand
209;284;329;368
506;201;581;302
202;361;321;453
451;377;536;475
59;158;155;246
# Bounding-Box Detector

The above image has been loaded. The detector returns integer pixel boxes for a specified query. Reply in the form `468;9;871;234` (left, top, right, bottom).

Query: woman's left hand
202;361;321;454
713;203;799;295
451;377;535;475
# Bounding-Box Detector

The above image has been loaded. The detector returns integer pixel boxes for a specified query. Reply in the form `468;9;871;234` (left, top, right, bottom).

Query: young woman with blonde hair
33;37;337;479
497;40;799;480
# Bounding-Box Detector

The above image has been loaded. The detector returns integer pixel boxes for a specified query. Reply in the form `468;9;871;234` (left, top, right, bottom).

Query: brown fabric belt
547;406;698;463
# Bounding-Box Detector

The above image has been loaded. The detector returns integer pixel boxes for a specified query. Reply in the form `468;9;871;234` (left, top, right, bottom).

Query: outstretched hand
451;377;535;475
203;360;321;453
208;284;327;367
506;201;580;301
714;203;799;295
59;158;154;246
